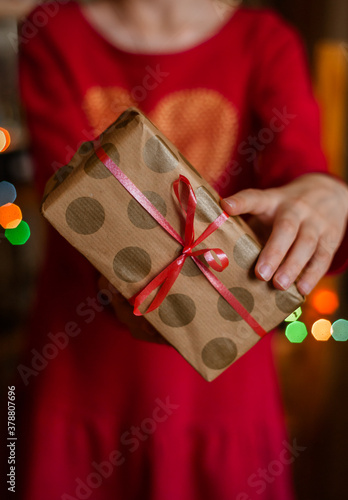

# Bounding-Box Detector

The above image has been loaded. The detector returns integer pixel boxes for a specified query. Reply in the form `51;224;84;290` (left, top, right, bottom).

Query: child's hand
221;173;348;296
98;275;169;344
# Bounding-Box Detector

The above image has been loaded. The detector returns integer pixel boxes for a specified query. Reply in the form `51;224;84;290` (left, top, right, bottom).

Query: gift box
41;108;304;381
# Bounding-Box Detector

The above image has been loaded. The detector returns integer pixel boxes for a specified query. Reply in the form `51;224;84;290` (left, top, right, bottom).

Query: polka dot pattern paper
41;108;304;382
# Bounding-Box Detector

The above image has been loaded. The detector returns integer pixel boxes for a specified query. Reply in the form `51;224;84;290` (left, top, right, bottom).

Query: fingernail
298;282;311;295
223;199;236;210
276;274;290;289
259;264;273;281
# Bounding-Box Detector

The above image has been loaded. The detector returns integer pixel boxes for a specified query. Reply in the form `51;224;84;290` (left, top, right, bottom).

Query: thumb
221;188;278;216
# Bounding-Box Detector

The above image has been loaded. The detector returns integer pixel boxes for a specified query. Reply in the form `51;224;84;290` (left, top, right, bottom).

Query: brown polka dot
114;109;138;129
275;290;302;313
174;243;207;277
143;136;178;173
113;246;152;283
84;143;119;179
217;287;254;321
41;165;74;205
127;191;167;229
233;234;261;270
202;337;238;370
92;132;105;149
84;155;108;179
78;141;94;156
66;197;105;235
195;186;223;223
103;143;120;160
42;164;74;204
181;257;201;277
179;152;202;178
54;164;74;185
159;293;196;327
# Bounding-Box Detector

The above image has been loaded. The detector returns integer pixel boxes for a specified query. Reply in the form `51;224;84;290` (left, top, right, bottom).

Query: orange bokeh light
0;127;11;153
0;203;22;229
311;289;339;315
311;319;332;341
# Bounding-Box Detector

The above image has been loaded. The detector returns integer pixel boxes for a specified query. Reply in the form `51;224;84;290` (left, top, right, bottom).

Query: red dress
16;2;346;499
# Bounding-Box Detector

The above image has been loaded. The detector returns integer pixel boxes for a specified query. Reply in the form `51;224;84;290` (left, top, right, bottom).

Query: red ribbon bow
96;146;267;338
130;175;230;315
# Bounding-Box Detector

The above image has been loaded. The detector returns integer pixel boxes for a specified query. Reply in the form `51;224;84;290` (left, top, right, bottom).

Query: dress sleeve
250;11;348;274
18;6;88;195
250;12;327;187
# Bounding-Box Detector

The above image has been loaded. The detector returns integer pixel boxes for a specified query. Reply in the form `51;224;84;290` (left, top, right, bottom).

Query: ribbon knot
129;174;230;315
182;246;192;255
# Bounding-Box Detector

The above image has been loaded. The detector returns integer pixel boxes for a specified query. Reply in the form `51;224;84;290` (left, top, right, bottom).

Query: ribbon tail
191;247;229;272
131;258;185;316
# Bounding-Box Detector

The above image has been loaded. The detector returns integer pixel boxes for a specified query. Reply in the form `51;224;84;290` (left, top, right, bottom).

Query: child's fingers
255;208;302;282
221;188;278;216
271;221;321;291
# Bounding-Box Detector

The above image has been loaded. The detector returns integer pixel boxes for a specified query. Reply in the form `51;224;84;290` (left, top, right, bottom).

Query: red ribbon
96;147;267;338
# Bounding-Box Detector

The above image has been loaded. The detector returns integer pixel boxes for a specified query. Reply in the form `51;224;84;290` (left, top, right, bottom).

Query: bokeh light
0;180;16;205
311;289;339;315
1;129;31;245
331;319;348;342
284;307;302;322
5;220;31;245
311;319;332;341
0;127;11;153
285;321;308;343
0;203;22;229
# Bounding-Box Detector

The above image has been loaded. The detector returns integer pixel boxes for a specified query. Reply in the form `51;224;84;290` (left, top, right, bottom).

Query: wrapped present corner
41;108;304;381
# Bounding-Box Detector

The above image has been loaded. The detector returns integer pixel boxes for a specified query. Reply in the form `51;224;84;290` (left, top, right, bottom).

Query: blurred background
0;1;347;498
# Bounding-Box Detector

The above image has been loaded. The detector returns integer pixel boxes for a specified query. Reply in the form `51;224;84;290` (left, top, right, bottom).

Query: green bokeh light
331;319;348;342
5;220;30;245
284;307;302;322
285;321;308;343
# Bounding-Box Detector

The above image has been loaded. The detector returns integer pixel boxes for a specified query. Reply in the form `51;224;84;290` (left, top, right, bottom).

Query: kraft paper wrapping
41;108;304;381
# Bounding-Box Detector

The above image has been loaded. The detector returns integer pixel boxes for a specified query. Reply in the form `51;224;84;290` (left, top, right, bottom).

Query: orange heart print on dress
82;87;239;184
